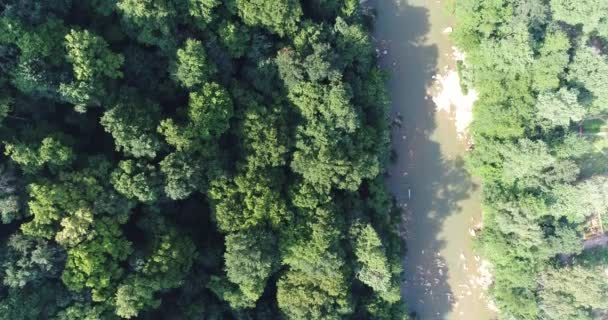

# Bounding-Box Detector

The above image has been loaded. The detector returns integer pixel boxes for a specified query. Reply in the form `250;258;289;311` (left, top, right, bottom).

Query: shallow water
369;0;496;319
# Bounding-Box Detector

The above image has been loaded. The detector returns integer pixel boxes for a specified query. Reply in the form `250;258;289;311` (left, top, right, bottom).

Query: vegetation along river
369;0;497;318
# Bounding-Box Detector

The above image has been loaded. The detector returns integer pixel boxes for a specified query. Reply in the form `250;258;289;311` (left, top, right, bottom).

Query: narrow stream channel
368;0;496;319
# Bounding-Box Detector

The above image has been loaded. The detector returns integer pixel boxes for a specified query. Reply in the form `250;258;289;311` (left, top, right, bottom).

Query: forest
0;0;408;319
453;0;608;319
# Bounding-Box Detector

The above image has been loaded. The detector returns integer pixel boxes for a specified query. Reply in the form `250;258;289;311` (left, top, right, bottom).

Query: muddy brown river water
368;0;497;319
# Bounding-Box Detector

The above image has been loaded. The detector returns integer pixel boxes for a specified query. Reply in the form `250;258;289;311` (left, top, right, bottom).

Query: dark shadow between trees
369;0;475;318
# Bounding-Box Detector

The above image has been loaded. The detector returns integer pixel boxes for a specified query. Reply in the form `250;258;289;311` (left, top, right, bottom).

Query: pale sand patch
432;71;477;138
431;47;477;140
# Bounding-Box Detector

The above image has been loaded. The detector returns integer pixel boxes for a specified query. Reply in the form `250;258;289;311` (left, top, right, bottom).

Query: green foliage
550;0;608;33
173;39;216;89
567;44;608;112
539;264;608;320
113;216;196;318
21;164;132;240
535;88;585;127
55;302;113;320
208;275;256;309
0;195;21;224
218;20;251;58
0;283;67;320
0;1;396;318
187;0;221;28
188;82;233;138
139;222;196;289
116;0;180;49
111;160;163;203
532;29;571;92
0;164;23;224
278;208;352;319
158;83;232;151
209;169;289;232
456;0;608;318
100;92;162;158
60;29;124;111
237;101;290;169
353;224;400;302
4;136;74;174
55;208;94;247
2;234;65;288
236;0;303;36
61;217;132;301
280;77;380;190
64;29;123;81
0;17;67;65
224;229;278;304
159;150;206;200
115;276;160;318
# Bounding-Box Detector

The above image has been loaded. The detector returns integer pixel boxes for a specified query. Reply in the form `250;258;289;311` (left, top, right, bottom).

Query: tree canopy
0;1;404;319
454;0;608;318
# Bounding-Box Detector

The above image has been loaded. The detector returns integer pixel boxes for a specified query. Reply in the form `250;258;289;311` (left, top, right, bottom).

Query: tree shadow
369;0;476;318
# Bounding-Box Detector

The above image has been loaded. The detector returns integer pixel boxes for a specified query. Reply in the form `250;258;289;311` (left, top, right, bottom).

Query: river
368;0;496;319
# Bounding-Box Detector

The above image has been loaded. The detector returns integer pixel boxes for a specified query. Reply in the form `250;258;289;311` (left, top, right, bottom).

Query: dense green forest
0;1;408;319
453;0;608;319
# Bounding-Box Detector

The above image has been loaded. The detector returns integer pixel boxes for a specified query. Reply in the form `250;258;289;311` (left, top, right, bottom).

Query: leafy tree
224;228;278;303
0;17;67;65
0;0;72;25
100;91;163;158
4;136;74;174
532;29;571;92
278;207;352;319
499;139;578;190
116;0;180;49
353;224;400;302
209;169;289;232
111;160;163;203
535;88;586;127
60;29;124;111
173;39;216;89
63;29;123;81
61;217;132;301
188;82;233;138
539;264;608;320
236;0;303;36
54;302;114;320
0;0;397;318
207;275;256;309
115;276;160;319
550;176;608;223
218;20;251;58
0;195;21;224
455;1;608;319
138;222;196;289
291;122;381;191
365;296;411;320
21;163;133;239
158;83;232;150
0;283;67;320
2;233;65;288
550;0;608;33
187;0;221;28
55;208;94;247
236;101;290;169
568;44;608;112
0;163;23;224
113;216;195;318
159;150;206;200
